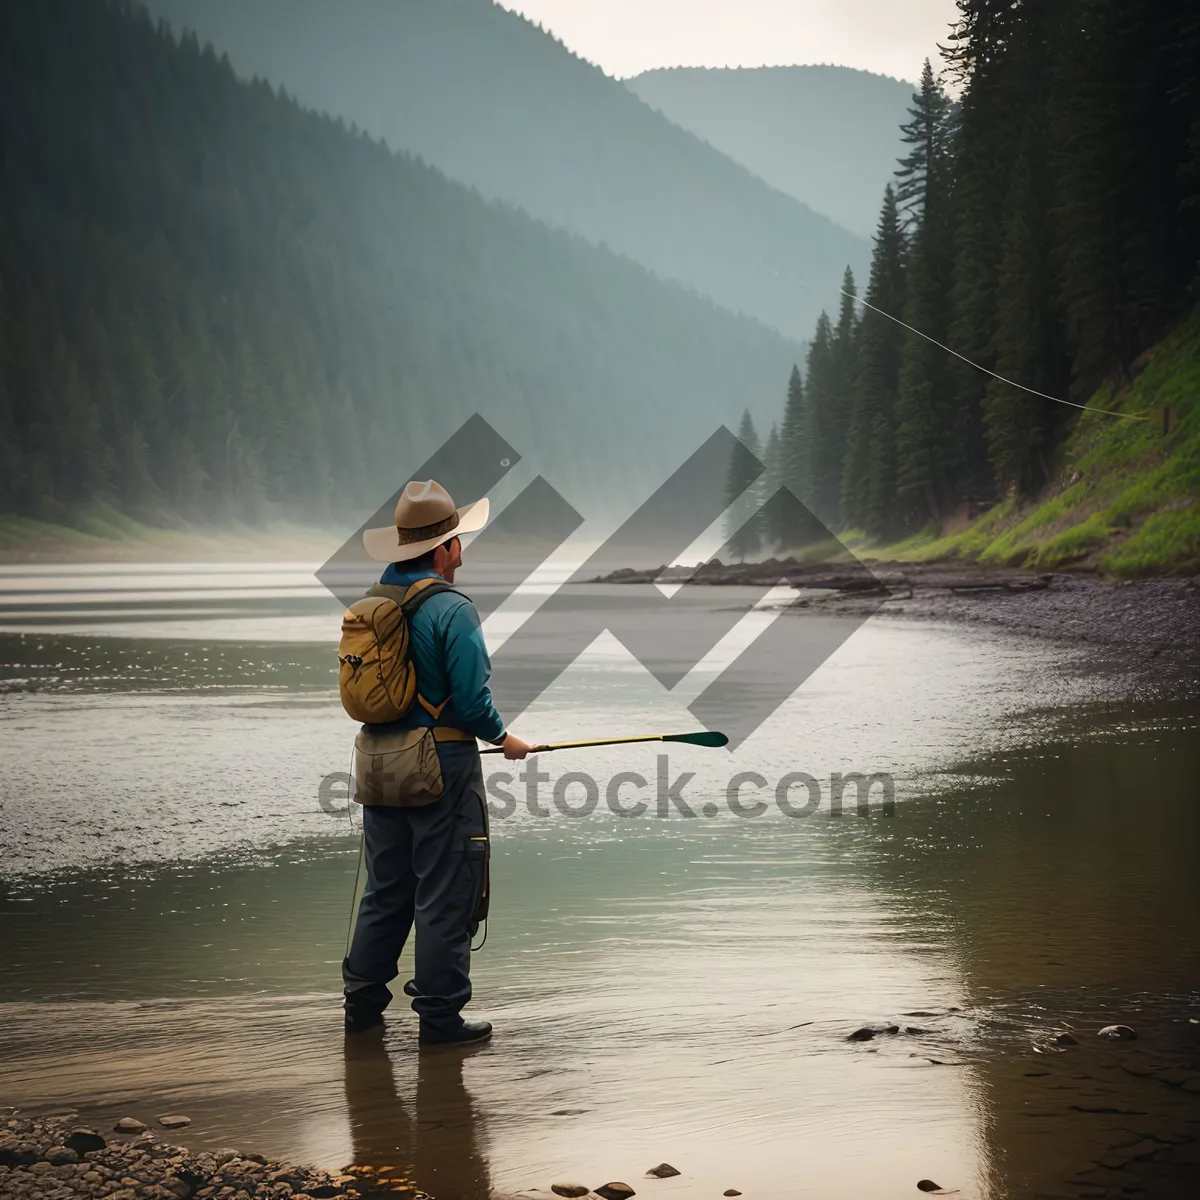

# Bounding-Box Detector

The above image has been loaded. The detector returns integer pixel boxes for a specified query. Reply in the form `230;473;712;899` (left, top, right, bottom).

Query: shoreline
589;559;1200;664
0;522;340;566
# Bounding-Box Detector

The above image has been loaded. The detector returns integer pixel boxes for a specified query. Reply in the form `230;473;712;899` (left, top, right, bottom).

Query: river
1;563;1198;1199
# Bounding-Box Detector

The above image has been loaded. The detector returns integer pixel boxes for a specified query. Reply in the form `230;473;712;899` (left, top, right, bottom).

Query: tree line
728;0;1200;553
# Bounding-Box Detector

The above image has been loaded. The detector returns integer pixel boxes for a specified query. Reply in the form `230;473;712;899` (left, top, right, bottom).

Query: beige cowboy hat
362;479;490;563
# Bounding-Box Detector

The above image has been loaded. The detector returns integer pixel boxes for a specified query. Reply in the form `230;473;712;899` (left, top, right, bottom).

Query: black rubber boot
418;1018;492;1048
344;1000;386;1035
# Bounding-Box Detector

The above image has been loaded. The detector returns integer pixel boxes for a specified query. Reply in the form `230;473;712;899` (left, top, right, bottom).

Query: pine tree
801;311;837;523
842;186;906;536
984;2;1070;495
943;0;1025;507
893;60;960;528
762;421;787;549
895;60;956;235
818;266;859;528
779;364;806;501
723;409;764;561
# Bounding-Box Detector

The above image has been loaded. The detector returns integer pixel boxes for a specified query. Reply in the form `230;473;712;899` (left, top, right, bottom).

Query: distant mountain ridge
627;65;915;238
0;0;800;527
138;0;867;339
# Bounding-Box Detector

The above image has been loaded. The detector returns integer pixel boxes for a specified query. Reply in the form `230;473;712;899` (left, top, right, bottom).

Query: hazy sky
498;0;958;82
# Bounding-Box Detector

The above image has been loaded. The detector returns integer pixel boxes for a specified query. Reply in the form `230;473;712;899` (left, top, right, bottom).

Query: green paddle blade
662;730;729;748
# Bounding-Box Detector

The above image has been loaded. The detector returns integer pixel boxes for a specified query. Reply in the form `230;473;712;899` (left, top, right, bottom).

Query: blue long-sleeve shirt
380;564;506;744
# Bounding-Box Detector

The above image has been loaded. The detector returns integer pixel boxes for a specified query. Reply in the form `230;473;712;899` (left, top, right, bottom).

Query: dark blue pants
342;741;488;1033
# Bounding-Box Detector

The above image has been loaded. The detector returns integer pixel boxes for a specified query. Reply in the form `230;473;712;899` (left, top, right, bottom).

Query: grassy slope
860;311;1200;577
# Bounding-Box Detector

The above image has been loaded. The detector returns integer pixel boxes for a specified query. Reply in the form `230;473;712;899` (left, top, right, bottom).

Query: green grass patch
856;310;1199;577
1100;504;1200;576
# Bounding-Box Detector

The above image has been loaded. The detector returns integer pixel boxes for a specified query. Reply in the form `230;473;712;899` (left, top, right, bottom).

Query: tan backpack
337;579;456;724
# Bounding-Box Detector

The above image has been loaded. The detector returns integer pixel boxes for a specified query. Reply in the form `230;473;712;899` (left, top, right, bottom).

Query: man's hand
501;733;533;760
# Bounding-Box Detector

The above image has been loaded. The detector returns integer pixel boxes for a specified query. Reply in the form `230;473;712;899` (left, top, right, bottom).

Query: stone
1052;1032;1079;1046
644;1163;681;1178
43;1147;78;1166
65;1130;107;1157
916;1182;943;1193
0;1133;37;1167
848;1022;900;1041
550;1186;590;1198
113;1119;148;1136
594;1185;636;1200
1097;1024;1136;1040
156;1117;192;1131
724;1192;742;1197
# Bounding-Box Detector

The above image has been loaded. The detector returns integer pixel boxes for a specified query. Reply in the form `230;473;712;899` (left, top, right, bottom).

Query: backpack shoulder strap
365;579;466;614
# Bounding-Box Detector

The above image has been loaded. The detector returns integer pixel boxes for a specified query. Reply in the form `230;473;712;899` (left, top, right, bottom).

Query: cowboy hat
362;479;490;563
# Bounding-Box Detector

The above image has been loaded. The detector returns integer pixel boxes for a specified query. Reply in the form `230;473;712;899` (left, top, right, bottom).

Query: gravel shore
0;1111;358;1200
846;570;1200;664
591;559;1200;666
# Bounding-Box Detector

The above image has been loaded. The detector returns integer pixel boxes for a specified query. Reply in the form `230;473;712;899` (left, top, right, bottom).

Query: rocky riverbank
0;1112;356;1200
589;559;1200;664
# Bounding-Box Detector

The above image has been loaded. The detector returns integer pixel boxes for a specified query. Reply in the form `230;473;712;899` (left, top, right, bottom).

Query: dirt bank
590;559;1200;665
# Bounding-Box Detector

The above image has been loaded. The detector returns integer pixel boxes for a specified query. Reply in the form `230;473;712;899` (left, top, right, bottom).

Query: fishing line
767;265;1149;422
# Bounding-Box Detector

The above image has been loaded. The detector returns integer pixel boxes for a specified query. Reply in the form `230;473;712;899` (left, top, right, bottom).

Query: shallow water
1;564;1198;1199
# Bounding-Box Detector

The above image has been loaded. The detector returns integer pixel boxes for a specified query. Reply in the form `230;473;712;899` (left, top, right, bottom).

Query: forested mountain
137;0;866;340
748;0;1199;562
0;0;802;528
626;66;914;238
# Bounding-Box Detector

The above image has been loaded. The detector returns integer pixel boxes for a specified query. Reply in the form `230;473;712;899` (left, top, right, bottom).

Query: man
343;479;530;1045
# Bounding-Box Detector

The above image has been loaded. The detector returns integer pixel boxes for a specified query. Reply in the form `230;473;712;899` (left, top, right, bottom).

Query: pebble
549;1186;590;1198
594;1185;636;1200
64;1131;106;1157
111;1120;146;1136
1052;1032;1079;1046
156;1118;191;1131
1098;1024;1138;1040
848;1023;900;1041
723;1191;742;1197
644;1163;680;1178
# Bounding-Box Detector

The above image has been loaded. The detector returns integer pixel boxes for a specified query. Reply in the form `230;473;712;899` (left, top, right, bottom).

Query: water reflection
343;1033;491;1200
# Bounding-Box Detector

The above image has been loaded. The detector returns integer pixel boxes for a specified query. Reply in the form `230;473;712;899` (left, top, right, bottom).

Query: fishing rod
480;730;729;755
